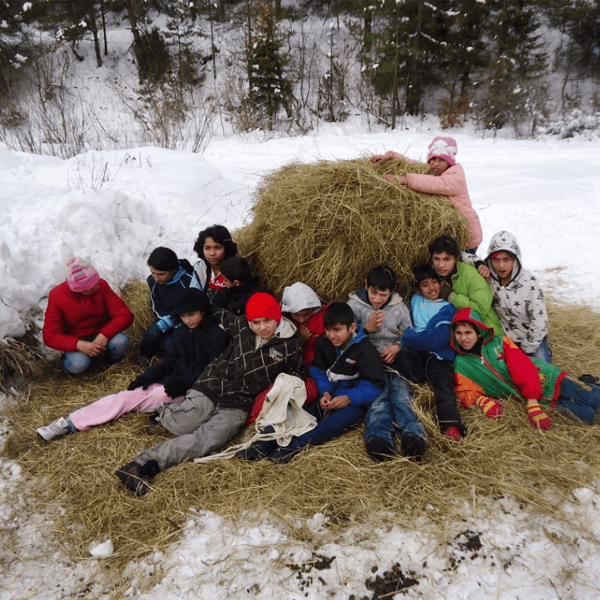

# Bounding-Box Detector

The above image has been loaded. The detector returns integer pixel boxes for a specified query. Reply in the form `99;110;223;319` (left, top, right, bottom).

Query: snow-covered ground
1;122;600;599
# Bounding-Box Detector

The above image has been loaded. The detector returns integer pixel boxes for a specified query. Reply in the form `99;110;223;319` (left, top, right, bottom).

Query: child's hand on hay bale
369;151;403;163
475;396;503;418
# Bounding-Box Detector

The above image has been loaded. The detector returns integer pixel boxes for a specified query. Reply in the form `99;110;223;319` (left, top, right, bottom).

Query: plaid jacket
192;309;304;411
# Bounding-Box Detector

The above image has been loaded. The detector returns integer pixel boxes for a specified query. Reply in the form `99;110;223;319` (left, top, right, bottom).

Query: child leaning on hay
371;136;482;253
346;266;430;461
244;302;386;464
114;292;304;495
463;230;552;363
451;308;600;430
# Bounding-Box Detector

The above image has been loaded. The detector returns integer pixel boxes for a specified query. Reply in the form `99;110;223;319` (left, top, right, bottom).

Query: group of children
37;135;600;495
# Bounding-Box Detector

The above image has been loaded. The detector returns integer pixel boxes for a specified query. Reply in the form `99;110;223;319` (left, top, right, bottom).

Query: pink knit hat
65;257;100;292
427;136;458;166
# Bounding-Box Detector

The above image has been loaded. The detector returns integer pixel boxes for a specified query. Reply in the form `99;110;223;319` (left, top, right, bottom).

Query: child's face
150;267;175;284
366;285;391;309
428;157;450;176
419;278;441;300
326;322;357;349
491;252;515;281
291;308;313;325
203;237;226;267
432;252;457;277
250;317;278;340
180;311;203;329
454;322;479;351
222;275;238;288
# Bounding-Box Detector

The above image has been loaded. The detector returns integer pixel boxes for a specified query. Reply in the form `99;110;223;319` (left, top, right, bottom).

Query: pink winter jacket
406;164;482;250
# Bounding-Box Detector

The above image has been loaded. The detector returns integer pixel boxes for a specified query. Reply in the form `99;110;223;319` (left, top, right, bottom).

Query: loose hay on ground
2;297;600;578
236;158;469;299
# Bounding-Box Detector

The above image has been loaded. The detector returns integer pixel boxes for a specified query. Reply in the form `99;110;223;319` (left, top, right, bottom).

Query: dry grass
236;158;469;300
2;289;600;587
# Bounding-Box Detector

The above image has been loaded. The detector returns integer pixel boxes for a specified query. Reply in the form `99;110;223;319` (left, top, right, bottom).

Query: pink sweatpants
69;384;183;431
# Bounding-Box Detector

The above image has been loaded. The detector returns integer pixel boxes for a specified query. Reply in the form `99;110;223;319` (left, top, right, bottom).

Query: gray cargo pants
134;390;246;471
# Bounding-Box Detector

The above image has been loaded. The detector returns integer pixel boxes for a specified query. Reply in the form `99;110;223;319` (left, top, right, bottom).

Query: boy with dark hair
347;266;424;461
396;265;468;439
211;256;268;316
141;246;195;358
265;301;385;463
429;235;503;336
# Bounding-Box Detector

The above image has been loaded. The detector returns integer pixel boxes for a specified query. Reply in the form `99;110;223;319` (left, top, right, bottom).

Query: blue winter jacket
308;324;385;405
402;295;457;361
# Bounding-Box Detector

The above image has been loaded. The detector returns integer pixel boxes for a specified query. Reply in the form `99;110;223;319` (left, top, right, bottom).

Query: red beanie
246;292;282;323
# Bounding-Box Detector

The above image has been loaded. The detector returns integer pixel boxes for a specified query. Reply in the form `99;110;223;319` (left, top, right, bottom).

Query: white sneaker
37;417;71;441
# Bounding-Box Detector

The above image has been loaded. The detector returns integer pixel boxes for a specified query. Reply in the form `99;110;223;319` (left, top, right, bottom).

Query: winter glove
475;396;503;418
156;315;174;333
128;375;152;391
438;281;453;301
162;376;187;400
526;399;551;430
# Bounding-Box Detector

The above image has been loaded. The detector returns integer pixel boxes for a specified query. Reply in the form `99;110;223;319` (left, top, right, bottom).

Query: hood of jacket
450;307;495;354
280;282;322;314
485;231;522;285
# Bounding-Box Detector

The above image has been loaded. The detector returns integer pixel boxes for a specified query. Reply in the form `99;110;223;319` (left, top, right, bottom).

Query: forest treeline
1;0;599;140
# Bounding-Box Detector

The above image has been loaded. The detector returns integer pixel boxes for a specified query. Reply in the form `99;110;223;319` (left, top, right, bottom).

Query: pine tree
246;0;295;129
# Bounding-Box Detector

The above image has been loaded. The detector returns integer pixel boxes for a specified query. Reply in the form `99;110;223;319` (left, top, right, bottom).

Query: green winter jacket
448;262;504;336
450;308;564;407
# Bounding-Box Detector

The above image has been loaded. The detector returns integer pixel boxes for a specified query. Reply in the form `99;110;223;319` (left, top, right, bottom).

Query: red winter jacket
42;280;134;352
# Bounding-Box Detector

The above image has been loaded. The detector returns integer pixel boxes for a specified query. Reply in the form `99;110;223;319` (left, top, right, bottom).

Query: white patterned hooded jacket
485;231;549;355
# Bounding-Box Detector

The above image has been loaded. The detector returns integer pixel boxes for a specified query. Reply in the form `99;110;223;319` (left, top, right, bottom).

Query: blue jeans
529;337;552;364
286;400;365;450
62;333;131;375
555;375;600;423
364;373;424;446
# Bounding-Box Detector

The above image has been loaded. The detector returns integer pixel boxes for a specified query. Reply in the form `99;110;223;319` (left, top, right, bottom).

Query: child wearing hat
37;289;230;441
42;256;134;374
464;230;552;362
114;292;304;494
370;136;482;252
451;307;600;430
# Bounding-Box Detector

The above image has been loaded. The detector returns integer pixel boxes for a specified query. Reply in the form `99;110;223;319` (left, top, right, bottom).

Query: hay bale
236;157;469;300
0;329;49;395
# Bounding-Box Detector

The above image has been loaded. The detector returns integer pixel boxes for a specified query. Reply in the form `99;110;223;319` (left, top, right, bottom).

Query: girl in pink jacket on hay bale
370;136;482;253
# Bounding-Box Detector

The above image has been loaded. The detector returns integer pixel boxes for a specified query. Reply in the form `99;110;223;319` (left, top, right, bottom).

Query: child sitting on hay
429;235;503;336
395;264;468;440
451;308;600;429
463;231;552;363
237;282;325;456
371;136;482;253
211;256;268;316
37;289;230;442
191;224;238;297
115;292;304;495
346;266;425;460
140;247;195;359
260;302;386;463
42;257;134;375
